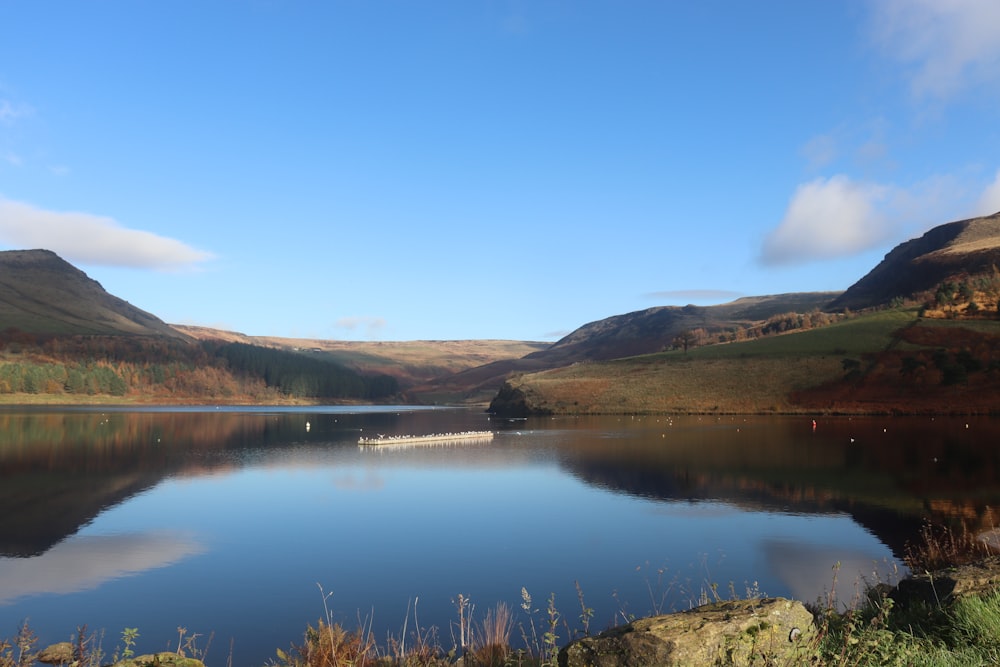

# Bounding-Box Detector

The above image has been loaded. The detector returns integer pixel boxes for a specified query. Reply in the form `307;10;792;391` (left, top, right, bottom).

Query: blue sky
2;1;999;341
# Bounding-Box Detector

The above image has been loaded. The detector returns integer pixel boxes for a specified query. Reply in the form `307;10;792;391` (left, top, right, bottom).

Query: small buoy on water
306;421;311;432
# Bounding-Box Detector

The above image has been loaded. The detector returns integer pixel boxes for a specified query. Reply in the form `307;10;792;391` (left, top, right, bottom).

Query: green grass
811;585;1000;667
503;307;1000;415
675;309;920;361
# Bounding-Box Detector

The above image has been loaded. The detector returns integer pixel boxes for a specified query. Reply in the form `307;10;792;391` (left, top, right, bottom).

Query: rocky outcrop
488;380;550;417
893;555;1000;607
830;211;1000;311
558;597;814;667
35;642;73;664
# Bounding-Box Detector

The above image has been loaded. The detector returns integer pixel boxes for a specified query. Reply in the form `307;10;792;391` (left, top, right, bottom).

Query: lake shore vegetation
5;523;1000;667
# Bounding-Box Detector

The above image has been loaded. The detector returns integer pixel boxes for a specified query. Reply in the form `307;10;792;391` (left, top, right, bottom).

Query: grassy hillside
490;309;1000;415
0;250;186;338
832;211;1000;310
173;325;549;401
0;333;400;404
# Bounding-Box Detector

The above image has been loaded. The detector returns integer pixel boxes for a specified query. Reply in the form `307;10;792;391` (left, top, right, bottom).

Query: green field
499;309;999;415
675;308;919;360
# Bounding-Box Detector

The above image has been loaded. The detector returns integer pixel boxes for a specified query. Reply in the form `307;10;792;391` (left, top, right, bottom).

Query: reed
904;520;995;572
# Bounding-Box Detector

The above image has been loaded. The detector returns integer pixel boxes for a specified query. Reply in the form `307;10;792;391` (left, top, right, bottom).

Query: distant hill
407;292;842;403
831;211;1000;311
533;291;840;364
0;249;187;338
174;324;549;399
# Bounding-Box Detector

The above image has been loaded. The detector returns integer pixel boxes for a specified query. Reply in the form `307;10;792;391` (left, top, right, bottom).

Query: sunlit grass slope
502;309;921;414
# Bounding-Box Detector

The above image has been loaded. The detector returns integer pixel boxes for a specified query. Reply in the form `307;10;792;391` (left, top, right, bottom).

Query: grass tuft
905;521;995;571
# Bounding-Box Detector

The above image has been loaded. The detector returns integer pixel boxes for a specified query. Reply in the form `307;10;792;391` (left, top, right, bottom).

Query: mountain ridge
830;211;1000;311
0;249;187;339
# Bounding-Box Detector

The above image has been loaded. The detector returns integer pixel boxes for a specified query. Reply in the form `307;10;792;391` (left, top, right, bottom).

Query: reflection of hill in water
6;411;999;560
553;416;1000;558
0;408;495;557
0;411;265;557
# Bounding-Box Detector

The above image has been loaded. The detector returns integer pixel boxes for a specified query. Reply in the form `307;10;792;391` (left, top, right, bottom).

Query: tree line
211;342;398;399
0;332;399;400
670;309;849;352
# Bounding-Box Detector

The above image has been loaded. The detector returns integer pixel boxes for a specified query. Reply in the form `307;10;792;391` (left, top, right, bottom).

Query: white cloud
975;169;1000;216
0;196;214;269
764;171;1000;266
871;0;1000;98
761;175;893;265
542;329;571;340
335;315;387;339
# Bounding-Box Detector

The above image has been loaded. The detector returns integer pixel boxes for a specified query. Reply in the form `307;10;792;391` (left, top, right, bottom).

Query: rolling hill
174;324;549;400
831;210;1000;311
487;211;1000;415
0;249;188;338
0;251;545;402
3;210;1000;410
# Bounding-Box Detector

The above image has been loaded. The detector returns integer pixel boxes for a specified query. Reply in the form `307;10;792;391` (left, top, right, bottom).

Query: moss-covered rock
113;652;205;667
559;597;814;667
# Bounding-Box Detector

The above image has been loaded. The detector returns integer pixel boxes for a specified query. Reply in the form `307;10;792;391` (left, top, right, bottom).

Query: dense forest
0;331;398;401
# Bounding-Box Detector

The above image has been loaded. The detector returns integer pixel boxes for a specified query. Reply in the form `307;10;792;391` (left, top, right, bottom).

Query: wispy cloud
645;289;745;304
0;98;31;124
335;315;387;339
761;175;894;266
976;169;1000;215
0;196;214;269
871;0;1000;99
800;134;838;171
799;119;891;174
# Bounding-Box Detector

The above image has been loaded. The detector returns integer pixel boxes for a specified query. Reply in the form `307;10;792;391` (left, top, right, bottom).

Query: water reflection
3;411;999;559
1;408;997;664
759;540;899;608
541;415;1000;554
0;532;204;605
0;407;456;556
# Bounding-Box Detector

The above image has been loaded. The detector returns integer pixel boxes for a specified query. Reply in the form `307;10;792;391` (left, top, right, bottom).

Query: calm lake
2;406;999;664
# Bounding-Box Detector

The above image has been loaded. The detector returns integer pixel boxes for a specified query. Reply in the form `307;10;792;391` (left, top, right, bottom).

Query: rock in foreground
559;597;813;667
34;645;205;667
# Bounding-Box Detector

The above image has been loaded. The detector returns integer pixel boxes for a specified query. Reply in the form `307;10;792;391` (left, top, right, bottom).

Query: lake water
2;407;999;665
